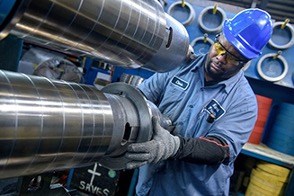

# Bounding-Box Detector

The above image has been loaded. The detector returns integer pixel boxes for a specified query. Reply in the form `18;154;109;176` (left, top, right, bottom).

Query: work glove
125;117;180;169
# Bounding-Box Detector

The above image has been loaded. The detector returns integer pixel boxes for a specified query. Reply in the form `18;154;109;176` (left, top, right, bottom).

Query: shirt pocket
161;84;188;109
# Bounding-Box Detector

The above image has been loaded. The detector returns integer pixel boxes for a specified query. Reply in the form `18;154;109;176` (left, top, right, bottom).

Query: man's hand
125;117;180;169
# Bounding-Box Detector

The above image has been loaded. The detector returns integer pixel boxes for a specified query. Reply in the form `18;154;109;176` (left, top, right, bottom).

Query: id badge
204;99;226;123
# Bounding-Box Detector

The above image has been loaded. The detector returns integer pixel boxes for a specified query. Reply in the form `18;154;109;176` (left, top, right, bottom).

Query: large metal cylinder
0;70;160;179
0;0;190;72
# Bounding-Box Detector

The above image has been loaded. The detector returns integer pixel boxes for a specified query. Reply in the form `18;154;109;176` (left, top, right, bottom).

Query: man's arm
174;135;230;164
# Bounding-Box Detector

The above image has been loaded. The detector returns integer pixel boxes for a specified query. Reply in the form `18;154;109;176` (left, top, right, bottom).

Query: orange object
248;95;272;144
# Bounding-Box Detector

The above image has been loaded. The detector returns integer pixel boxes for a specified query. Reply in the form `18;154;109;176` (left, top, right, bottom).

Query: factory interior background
0;0;293;195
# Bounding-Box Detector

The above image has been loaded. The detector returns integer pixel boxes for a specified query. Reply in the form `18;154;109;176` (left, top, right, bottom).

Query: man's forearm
173;135;230;164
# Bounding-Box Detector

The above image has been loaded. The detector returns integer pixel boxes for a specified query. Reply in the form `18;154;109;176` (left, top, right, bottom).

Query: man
125;8;273;195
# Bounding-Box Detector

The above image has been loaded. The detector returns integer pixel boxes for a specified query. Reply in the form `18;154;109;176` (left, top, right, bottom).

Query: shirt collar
191;55;207;73
218;71;244;94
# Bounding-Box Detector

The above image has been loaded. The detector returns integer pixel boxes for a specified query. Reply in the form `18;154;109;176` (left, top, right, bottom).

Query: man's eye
227;53;237;60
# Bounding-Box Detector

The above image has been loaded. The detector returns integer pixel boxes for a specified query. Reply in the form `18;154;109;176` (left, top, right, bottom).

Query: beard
205;60;225;81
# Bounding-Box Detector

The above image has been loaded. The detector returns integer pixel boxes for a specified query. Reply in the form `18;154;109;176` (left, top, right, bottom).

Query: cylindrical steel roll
0;70;155;179
0;0;190;72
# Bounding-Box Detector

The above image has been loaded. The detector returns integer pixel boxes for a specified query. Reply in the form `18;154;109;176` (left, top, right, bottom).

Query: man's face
205;34;248;81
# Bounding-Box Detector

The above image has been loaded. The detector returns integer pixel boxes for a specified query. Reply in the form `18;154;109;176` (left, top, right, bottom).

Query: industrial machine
0;0;191;179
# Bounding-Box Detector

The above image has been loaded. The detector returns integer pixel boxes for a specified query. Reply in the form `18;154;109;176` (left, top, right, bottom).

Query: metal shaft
0;70;155;179
0;0;190;72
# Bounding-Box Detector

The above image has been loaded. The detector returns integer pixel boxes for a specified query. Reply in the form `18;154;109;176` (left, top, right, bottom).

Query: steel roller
0;0;191;72
0;70;171;179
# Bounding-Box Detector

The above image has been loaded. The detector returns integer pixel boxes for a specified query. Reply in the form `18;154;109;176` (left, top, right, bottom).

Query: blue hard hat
223;8;273;59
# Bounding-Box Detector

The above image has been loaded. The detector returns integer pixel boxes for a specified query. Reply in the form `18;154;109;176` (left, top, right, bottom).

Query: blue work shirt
137;55;258;196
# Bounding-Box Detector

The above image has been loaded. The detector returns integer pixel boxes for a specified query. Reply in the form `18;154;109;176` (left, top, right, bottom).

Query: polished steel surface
0;70;154;179
0;0;190;72
0;70;113;179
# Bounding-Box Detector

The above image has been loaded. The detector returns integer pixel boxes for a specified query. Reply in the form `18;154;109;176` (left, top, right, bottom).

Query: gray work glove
125;117;180;169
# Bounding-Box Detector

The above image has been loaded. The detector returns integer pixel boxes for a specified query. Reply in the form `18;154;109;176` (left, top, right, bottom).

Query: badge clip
206;113;216;123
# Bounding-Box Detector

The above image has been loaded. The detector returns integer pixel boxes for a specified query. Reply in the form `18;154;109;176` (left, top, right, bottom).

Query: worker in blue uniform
125;8;273;195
